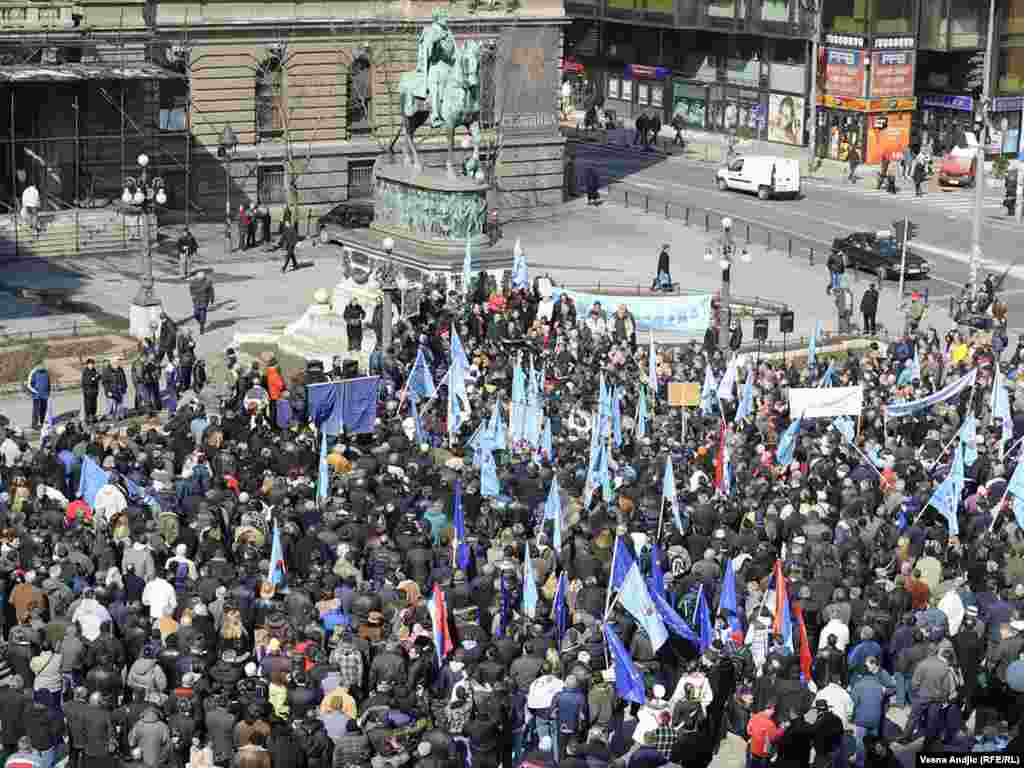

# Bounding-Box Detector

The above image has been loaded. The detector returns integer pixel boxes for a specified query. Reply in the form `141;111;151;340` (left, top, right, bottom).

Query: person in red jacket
747;707;784;768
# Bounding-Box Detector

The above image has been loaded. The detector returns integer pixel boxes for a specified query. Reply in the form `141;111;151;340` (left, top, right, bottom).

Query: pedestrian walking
246;204;257;249
101;358;128;419
343;298;366;352
671;113;685;147
281;223;299;272
912;155;927;197
25;360;49;429
237;205;249;251
860;283;879;335
189;271;215;335
80;358;101;424
902;145;913;179
848;145;860;184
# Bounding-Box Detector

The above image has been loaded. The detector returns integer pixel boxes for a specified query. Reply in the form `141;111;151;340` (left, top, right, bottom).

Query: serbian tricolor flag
428;583;454;665
794;602;813;685
267;520;287;589
714;423;732;496
772;559;794;653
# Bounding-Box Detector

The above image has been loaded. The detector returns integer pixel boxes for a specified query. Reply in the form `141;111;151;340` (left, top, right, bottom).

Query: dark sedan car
317;200;374;242
830;231;931;281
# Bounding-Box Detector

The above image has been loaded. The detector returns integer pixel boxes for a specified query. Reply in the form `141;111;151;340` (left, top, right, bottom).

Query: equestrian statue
391;8;483;179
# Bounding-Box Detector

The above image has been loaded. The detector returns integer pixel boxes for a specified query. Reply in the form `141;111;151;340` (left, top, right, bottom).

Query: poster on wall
870;51;914;99
866;112;911;164
823;49;865;99
672;97;706;129
768;93;804;145
493;27;561;135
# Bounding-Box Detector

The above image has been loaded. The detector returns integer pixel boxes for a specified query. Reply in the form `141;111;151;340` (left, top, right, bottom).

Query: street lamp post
705;217;750;344
219;125;238;255
123;152;167;339
380;237;398;351
971;0;997;300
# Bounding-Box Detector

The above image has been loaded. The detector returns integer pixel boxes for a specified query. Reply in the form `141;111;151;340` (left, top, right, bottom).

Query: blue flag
410;395;428;445
695;586;714;652
545;476;563;552
612;539;668;651
554;572;568;650
612;389;623;449
734;367;754;424
807;321;820;371
317;431;329;501
78;456;109;508
407;348;436;402
603;624;646;704
480;449;500;498
522;542;539;618
776;415;802;466
700;365;717;417
307;381;340;430
818;360;835;388
1015;496;1024;531
652;589;699;645
268;520;287;587
663;458;683;534
717;557;743;639
488;401;507;452
1009;453;1024;501
926;463;960;537
597;440;612;502
453;480;471;571
960;413;978;467
993;369;1014;447
450;329;471;374
649;543;665;598
512;238;529;290
447;362;464;436
537;417;554;464
637;386;648;438
832;416;856;446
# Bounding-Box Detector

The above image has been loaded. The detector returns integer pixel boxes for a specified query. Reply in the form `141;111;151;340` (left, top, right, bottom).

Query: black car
317;200;374;242
830;231;931;280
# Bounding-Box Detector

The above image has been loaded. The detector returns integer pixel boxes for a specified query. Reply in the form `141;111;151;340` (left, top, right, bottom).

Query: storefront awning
0;63;185;84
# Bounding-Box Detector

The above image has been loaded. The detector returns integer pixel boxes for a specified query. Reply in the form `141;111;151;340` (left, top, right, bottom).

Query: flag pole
656;456;667;543
989;437;1024;533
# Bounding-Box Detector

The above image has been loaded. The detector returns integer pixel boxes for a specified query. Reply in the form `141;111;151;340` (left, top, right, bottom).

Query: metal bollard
625;190;629;207
788;239;793;258
645;195;649;213
746;223;751;243
767;231;771;251
665;202;670;219
705;213;709;232
684;208;690;226
809;248;815;266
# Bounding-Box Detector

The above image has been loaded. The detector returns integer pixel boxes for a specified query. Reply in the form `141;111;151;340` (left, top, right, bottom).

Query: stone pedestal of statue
371;160;490;259
277;288;363;368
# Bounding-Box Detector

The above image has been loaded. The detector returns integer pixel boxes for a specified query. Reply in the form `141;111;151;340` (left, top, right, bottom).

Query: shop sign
993;96;1024;112
867;97;916;112
825;33;865;48
625;64;670;80
823;48;865;99
869;50;914;99
818;94;868;111
874;36;915;49
921;93;973;112
560;58;584;74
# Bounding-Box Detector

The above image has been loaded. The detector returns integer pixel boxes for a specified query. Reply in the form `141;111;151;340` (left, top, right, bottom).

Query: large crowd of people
2;274;1024;768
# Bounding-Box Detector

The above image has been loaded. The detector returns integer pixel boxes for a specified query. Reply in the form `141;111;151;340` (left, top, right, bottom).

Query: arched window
256;55;284;141
348;50;371;136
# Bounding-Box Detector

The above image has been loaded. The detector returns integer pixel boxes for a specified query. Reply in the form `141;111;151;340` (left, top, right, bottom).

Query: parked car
830;230;931;280
715;156;801;200
317;200;374;242
938;151;976;188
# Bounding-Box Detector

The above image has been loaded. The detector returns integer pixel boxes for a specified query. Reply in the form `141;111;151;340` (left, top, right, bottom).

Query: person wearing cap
80;358;101;426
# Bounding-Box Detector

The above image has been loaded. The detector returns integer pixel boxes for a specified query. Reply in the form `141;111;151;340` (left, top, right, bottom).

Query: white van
715;156;801;200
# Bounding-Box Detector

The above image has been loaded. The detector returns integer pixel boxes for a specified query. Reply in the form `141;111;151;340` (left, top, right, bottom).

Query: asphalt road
571;143;1024;333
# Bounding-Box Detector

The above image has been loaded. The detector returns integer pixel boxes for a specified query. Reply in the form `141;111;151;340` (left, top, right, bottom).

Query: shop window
349;159;374;199
707;0;746;19
621;79;633;100
638;83;650;104
348;52;371;136
949;0;982;48
822;0;868;35
871;0;913;34
159;79;188;131
920;0;948;49
761;0;791;23
607;77;621;98
1010;0;1024;35
256;56;285;141
999;47;1024;93
258;165;286;204
651;85;663;108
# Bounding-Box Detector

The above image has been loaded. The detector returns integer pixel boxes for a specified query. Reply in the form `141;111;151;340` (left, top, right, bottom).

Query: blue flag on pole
603;624;646;704
807;321;820;371
776;416;802;466
818;360;835;388
406;348;436;402
717;557;743;639
637;386;648;438
612;539;668;651
537;417;554;464
695;586;714;652
317;431;329;501
612;389;623;449
554;572;568;650
481;450;500;498
648;332;658;400
522;542;539;618
488;401;507;452
832;416;856;446
268;520;287;587
512;238;528;290
1008;453;1024;501
410;396;428;445
663;458;683;534
734;367;754;424
545;476;563;552
960;413;978;467
453;480;471;571
993;370;1014;447
700;365;717;416
450;329;471;374
447;363;464;436
652;589;699;645
649;543;665;598
78;456;109;508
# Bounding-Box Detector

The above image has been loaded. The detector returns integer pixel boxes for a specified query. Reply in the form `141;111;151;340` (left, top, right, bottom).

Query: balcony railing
0;2;80;29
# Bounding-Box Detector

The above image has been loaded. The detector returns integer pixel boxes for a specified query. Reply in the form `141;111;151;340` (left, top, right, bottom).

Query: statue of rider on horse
390;8;484;179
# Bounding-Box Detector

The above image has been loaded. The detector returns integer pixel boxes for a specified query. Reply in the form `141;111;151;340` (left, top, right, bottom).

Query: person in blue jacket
25;361;50;429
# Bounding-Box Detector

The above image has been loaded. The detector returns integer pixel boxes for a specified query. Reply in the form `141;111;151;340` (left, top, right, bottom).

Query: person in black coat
653;244;671;290
860;284;879;335
281;223;299;273
81;358;101;424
